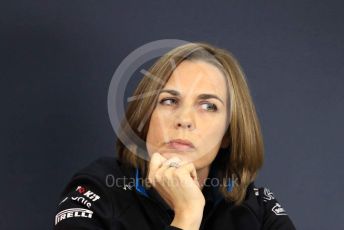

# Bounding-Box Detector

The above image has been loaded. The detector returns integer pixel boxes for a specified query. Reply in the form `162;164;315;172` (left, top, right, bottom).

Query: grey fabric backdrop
1;1;343;229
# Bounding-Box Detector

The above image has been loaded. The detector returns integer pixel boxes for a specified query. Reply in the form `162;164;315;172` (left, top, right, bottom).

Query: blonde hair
115;42;264;205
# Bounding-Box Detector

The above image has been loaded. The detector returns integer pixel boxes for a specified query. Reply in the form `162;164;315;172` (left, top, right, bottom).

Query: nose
176;122;193;129
174;107;195;130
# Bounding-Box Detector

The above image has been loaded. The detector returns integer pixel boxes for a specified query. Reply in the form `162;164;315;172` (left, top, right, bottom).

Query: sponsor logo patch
253;188;259;196
71;196;92;208
55;208;93;225
263;188;275;202
76;186;101;202
272;203;287;216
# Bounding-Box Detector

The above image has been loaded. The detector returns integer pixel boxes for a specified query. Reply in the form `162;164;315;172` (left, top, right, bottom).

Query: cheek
192;149;218;169
146;111;168;145
199;116;227;139
195;117;227;153
147;116;158;144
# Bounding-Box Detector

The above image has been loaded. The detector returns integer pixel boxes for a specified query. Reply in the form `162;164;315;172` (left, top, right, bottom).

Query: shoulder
243;182;296;230
53;156;134;229
59;156;130;201
73;156;124;178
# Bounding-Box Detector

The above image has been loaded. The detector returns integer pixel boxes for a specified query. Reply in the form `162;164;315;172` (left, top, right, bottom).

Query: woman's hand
147;152;205;230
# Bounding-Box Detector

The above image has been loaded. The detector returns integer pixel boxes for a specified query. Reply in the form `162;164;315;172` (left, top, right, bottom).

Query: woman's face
146;60;229;170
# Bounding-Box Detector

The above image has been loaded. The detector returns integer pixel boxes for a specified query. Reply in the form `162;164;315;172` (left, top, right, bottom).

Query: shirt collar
135;167;149;197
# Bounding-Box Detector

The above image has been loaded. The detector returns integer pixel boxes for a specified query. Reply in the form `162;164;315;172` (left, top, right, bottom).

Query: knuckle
173;170;183;178
162;169;171;179
171;169;179;177
152;152;160;158
187;162;195;169
186;162;194;167
154;173;162;182
151;152;162;162
150;153;158;161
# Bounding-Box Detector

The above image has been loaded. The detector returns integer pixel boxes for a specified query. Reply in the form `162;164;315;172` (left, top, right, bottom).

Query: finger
165;156;183;166
148;152;166;184
149;152;166;173
157;157;184;188
165;162;200;189
178;162;198;181
182;163;201;188
156;156;182;175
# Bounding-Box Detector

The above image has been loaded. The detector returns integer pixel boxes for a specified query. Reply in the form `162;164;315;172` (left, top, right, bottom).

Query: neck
196;166;210;190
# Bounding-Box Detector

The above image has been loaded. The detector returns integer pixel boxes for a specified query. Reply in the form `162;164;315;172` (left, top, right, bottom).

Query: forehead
163;60;228;98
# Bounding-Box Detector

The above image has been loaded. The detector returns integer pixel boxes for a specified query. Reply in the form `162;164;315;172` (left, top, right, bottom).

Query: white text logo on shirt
71;196;92;208
272;203;287;216
55;208;93;225
263;188;275;202
75;185;101;202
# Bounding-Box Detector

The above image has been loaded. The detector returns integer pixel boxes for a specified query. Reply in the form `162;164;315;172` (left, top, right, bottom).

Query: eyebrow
159;89;224;105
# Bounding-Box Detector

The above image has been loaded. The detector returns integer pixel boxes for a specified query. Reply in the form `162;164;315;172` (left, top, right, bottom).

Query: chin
162;151;196;163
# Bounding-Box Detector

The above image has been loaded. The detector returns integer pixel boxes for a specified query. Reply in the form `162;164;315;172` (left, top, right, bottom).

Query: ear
220;134;230;149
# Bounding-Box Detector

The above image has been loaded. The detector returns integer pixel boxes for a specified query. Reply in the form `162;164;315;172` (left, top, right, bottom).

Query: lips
166;139;195;151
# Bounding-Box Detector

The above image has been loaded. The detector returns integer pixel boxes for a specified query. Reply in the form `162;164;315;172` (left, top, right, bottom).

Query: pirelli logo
55;208;93;225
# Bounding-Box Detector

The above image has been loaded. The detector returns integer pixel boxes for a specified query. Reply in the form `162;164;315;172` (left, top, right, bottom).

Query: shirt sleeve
53;173;121;230
257;187;296;230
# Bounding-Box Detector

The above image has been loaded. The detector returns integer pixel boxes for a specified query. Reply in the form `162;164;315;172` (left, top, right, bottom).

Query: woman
53;42;296;229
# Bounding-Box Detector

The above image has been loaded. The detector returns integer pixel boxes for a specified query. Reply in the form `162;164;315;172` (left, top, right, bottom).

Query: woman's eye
201;103;218;112
159;98;217;112
159;98;178;106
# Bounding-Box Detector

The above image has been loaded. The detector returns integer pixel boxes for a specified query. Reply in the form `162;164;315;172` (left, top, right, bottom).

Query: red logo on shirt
76;186;87;194
75;185;101;202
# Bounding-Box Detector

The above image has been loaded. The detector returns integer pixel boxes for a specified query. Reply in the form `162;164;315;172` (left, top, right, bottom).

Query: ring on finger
168;161;180;168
